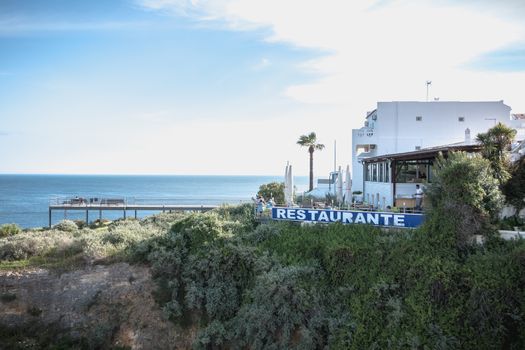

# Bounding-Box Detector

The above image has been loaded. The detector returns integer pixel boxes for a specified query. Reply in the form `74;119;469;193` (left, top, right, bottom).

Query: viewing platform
48;197;218;228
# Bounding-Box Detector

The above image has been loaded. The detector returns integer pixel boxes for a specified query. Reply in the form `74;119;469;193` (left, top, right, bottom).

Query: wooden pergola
362;143;482;205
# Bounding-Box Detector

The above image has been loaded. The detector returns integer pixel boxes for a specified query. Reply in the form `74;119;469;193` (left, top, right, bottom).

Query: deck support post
134;210;137;219
49;208;52;228
99;210;102;221
123;210;126;219
392;160;397;206
85;210;89;225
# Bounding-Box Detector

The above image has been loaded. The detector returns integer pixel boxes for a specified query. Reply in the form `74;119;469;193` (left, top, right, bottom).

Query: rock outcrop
0;263;191;349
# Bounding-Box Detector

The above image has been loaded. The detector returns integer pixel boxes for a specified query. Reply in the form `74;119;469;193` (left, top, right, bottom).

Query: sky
1;0;524;175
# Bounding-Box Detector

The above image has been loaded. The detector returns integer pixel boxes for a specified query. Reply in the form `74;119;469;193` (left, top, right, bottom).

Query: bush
230;265;328;349
0;218;162;264
257;182;285;204
53;220;79;232
214;203;256;231
0;223;21;237
0;230;75;261
424;152;503;253
503;155;525;216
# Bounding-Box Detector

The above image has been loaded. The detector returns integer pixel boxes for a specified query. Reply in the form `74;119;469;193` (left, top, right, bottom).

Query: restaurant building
351;100;524;209
360;141;481;209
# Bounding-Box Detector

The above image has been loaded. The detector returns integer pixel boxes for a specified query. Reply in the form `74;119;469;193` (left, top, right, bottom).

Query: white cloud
138;0;525;112
132;0;525;175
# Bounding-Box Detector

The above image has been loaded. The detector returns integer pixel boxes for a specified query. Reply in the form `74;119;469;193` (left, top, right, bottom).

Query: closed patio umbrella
287;164;294;206
284;164;290;206
344;165;352;204
336;166;343;204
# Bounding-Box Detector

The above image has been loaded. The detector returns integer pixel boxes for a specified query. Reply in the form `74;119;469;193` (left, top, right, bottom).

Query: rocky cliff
0;263;192;349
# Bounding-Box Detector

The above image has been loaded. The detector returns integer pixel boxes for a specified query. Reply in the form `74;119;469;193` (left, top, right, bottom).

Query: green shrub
230;265;327;349
0;230;71;261
0;223;21;237
53;220;79;232
503;154;525;215
214;203;256;229
425;152;503;253
0;218;162;264
257;182;285;204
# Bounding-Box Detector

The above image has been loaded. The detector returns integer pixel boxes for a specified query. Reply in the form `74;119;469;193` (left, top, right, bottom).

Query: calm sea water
0;175;308;228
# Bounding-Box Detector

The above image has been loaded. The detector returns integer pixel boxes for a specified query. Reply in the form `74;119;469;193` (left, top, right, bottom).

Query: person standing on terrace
415;185;424;211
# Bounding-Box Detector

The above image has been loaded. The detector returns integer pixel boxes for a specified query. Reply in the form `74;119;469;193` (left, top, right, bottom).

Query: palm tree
476;122;517;185
297;132;325;191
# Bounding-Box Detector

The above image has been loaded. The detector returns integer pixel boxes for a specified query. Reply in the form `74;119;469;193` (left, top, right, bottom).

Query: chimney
465;128;471;144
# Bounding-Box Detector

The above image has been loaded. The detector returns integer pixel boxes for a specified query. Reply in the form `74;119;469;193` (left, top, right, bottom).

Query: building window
379;162;384;182
395;161;432;183
385;162;390;183
416;116;422;121
458;116;465;122
372;163;378;182
415;146;421;150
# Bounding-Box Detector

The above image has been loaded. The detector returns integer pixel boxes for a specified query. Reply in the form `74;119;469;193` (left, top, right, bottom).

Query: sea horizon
0;174;309;228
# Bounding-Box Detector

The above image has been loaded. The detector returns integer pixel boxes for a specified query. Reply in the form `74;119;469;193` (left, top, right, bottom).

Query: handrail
49;197;254;206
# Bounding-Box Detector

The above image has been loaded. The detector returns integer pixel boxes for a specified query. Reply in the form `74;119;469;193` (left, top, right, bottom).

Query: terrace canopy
361;143;482;208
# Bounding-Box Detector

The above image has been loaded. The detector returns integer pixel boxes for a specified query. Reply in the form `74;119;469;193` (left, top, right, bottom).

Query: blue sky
1;0;524;175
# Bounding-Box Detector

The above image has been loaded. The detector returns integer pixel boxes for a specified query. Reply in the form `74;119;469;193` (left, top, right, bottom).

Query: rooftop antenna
426;80;432;102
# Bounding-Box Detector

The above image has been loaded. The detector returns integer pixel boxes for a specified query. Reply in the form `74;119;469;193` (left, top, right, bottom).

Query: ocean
0;175;308;228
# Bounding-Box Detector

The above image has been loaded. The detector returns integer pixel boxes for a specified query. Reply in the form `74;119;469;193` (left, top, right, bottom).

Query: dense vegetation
134;213;525;349
1;151;524;348
2;205;523;349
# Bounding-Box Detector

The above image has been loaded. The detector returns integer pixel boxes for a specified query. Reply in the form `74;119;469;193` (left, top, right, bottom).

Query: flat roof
362;143;482;163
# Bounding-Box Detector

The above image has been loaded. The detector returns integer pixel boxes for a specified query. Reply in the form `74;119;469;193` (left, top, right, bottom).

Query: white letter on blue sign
329;211;341;222
308;210;319;221
355;213;366;224
366;213;379;225
380;214;393;226
276;209;286;219
296;209;306;220
341;212;353;223
318;211;329;222
288;209;296;220
394;215;405;227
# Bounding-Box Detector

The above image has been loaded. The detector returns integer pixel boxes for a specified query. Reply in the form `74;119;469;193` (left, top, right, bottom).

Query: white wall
389;101;511;153
352;100;513;194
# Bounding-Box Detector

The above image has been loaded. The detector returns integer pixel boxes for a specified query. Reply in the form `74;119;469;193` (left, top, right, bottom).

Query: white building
351;100;524;208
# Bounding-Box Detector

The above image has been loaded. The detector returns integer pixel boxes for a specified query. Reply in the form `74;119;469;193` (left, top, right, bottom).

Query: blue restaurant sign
271;207;424;228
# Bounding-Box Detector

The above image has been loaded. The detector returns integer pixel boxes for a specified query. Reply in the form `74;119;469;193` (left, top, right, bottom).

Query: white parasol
336;166;343;204
284;163;290;206
344;165;352;204
287;164;294;206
